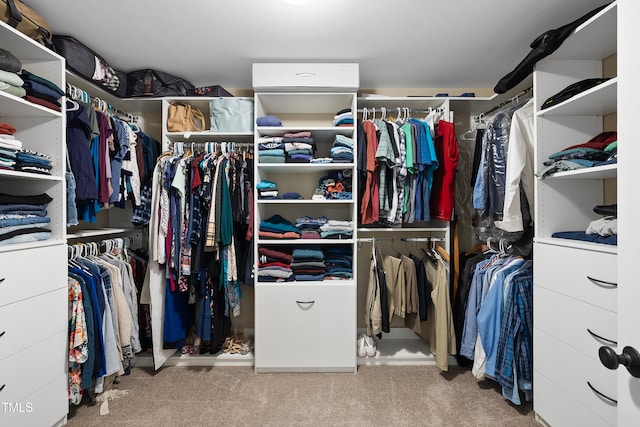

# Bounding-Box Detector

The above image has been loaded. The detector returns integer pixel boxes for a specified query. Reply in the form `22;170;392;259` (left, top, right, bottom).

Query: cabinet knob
599;346;640;378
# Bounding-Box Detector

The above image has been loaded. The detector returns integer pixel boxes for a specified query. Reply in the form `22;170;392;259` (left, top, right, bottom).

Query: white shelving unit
253;91;358;373
532;2;618;426
0;20;68;427
160;96;254;152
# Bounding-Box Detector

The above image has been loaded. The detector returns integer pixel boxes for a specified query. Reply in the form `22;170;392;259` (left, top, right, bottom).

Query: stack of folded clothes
0;124;19;171
330;135;354;163
552;203;618;246
291;246;326;281
283;131;315;163
319;219;353;239
20;69;65;112
333;109;353;127
257;246;293;282
323;246;353;280
258;214;301;239
257;180;279;199
536;131;617;178
257;136;286;163
295;215;328;239
15;149;52;175
0;192;52;245
0;52;26;98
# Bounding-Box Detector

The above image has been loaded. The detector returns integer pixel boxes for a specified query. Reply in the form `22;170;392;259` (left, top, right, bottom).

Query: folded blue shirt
256;115;283;126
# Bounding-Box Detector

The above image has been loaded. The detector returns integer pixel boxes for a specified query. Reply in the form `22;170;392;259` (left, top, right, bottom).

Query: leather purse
0;0;53;49
167;103;206;132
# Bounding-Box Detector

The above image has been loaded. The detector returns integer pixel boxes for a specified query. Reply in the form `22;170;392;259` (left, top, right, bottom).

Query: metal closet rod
356;237;445;243
481;86;533;117
356;107;445;114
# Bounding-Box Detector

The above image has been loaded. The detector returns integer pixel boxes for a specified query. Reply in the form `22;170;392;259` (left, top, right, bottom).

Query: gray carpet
66;365;539;427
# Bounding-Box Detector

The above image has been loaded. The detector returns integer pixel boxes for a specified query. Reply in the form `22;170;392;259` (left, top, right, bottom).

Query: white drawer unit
534;329;617;425
534;286;617;361
0;332;67;407
534;372;613;427
0;288;67;361
252;63;359;92
534;242;617;312
0;374;67;427
255;283;356;372
0;244;67;308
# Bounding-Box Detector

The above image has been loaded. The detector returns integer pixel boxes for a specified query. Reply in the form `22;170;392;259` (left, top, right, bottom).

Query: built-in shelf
540;163;617;180
537;78;617;117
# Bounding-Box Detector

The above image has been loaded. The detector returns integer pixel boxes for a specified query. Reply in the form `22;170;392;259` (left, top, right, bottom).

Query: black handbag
52;35;126;97
125;69;195;97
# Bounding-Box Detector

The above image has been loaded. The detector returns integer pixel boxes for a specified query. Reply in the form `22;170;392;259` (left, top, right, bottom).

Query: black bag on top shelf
125;69;195;97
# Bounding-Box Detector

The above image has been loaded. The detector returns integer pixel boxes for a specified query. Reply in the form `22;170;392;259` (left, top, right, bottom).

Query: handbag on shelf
167;103;206;132
0;0;53;49
209;97;254;132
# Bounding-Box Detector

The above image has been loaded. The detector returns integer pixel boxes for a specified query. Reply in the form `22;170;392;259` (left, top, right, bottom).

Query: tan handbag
0;0;53;49
167;103;206;132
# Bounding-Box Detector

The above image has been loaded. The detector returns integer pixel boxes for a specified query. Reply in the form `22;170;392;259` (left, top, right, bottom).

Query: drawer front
534;286;617;360
252;63;359;91
534;328;617;424
534;242;617;311
534;372;613;427
0;244;67;307
255;284;356;371
0;374;67;427
0;288;67;361
0;331;67;404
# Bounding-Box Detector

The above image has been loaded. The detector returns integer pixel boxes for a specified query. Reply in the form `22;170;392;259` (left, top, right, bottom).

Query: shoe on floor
364;334;377;357
357;334;367;358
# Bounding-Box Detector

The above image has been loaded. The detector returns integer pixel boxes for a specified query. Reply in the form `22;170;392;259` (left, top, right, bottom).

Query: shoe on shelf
312;187;327;200
364;334;377;358
357;334;367;358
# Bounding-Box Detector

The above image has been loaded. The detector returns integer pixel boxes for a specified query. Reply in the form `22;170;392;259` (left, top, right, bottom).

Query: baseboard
135;327;457;369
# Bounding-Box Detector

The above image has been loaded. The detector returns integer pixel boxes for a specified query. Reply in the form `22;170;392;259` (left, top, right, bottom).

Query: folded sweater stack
324;246;353;280
257;246;293;282
258;214;300;239
291;246;325;281
0;192;52;246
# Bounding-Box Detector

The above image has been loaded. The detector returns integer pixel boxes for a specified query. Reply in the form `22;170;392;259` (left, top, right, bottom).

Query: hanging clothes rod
66;82;140;123
481;86;533;117
170;141;253;154
356;237;445;243
356;108;445;113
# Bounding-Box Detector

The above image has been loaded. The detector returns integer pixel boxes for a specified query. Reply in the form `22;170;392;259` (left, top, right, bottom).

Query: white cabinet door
617;1;640;423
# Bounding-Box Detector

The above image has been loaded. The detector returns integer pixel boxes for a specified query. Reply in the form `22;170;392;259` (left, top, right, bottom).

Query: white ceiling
25;0;609;92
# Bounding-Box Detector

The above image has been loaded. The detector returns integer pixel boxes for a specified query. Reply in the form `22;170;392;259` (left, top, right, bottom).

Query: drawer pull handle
0;384;4;393
0;331;4;338
296;300;315;305
0;278;4;284
587;329;617;345
587;381;617;405
586;276;617;288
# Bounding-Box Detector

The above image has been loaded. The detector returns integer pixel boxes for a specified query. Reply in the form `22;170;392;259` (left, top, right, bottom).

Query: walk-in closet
0;0;636;426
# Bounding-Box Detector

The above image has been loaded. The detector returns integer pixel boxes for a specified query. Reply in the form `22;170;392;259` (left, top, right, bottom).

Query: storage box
252;63;359;92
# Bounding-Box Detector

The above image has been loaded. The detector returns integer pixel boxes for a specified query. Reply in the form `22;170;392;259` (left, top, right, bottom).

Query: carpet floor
66;365;539;427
